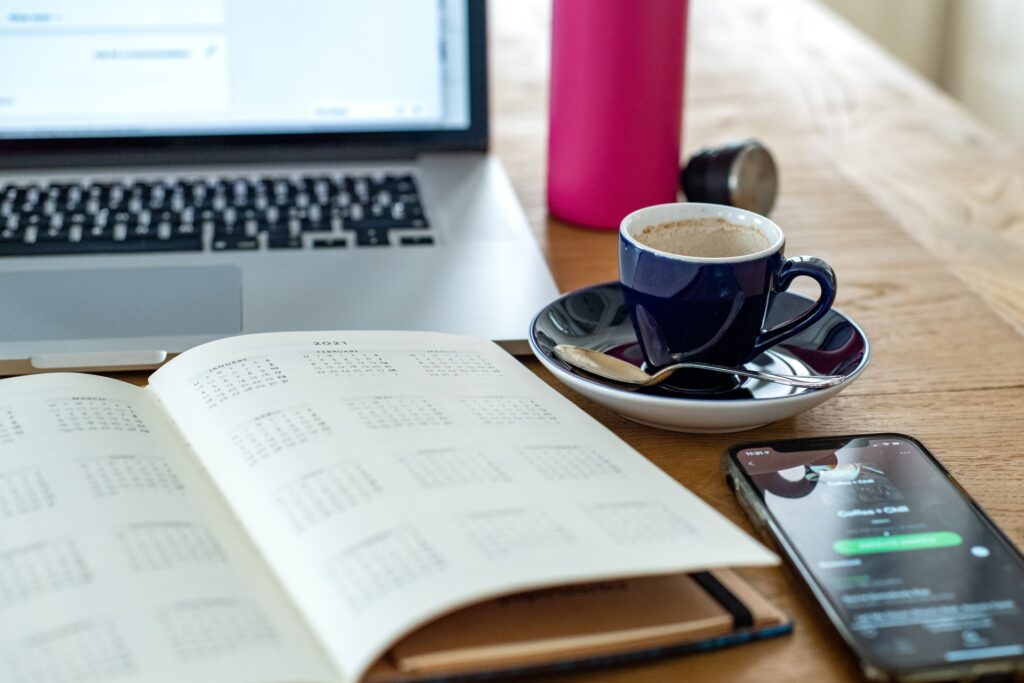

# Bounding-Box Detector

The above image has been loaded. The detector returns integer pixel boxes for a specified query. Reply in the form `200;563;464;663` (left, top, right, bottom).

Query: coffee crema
634;217;771;258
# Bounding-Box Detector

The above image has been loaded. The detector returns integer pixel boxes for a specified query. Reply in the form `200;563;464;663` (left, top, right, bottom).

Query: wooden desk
487;0;1024;681
100;1;1021;680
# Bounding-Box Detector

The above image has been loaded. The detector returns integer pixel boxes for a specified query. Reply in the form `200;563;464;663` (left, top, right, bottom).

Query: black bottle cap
681;139;779;216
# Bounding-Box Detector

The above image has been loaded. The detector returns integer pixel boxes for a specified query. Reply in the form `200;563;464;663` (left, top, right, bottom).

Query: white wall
820;0;1024;147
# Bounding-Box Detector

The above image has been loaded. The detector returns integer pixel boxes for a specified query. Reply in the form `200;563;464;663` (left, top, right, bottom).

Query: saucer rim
529;281;871;407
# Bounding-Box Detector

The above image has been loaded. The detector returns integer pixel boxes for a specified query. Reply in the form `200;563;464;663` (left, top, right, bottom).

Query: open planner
0;331;787;683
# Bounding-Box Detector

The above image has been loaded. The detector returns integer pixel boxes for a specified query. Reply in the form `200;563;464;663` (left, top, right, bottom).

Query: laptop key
212;236;259;250
213;223;246;238
345;217;417;231
174;223;199;238
400;235;435;246
128;237;204;253
268;235;303;249
0;241;81;256
355;229;389;247
312;237;348;249
0;236;202;256
34;226;69;242
126;224;157;240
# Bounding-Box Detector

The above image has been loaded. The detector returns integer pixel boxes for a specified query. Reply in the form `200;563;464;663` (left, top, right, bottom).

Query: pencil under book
0;330;785;683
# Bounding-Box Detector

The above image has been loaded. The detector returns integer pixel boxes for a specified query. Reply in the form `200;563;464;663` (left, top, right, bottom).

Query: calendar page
0;373;338;683
148;331;777;683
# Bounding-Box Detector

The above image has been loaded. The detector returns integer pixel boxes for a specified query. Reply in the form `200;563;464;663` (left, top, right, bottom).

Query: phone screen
732;435;1024;673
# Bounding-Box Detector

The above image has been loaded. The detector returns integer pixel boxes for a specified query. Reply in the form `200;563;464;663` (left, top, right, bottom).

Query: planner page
148;331;777;683
0;373;338;683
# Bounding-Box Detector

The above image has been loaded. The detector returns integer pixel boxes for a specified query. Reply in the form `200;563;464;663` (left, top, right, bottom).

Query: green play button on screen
833;531;963;556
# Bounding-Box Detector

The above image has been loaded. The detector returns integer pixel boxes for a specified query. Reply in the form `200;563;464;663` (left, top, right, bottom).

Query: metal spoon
553;344;845;390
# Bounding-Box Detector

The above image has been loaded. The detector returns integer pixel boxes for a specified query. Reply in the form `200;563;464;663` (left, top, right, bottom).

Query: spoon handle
673;362;845;389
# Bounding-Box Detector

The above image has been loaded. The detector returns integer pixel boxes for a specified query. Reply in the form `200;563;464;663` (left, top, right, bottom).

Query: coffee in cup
633;217;772;258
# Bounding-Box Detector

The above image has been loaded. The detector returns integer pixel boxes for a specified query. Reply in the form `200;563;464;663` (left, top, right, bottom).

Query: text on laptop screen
0;0;471;139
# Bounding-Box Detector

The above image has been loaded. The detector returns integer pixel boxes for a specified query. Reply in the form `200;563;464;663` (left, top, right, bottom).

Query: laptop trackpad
0;266;242;342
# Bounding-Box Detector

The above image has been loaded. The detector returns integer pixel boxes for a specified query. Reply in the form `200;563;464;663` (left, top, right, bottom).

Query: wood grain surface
490;0;1024;335
487;0;1024;681
102;2;1024;681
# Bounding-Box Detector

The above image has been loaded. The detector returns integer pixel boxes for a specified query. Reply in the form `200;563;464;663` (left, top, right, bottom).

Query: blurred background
821;0;1024;147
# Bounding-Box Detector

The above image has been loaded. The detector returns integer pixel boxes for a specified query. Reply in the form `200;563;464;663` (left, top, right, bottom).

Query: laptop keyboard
0;173;433;256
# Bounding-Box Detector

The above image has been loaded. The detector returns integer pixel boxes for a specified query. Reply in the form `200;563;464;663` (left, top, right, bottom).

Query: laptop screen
0;0;471;140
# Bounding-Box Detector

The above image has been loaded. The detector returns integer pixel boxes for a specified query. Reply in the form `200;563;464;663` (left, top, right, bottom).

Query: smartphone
723;433;1024;682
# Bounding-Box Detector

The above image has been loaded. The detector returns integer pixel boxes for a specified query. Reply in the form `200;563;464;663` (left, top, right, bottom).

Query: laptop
0;0;558;374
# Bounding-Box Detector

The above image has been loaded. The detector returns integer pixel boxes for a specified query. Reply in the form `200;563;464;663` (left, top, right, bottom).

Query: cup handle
750;256;837;358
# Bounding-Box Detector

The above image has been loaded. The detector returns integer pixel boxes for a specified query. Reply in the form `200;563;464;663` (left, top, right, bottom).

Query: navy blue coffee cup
619;203;836;386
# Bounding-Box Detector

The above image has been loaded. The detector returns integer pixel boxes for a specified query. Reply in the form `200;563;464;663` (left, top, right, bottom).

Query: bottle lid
681;140;779;216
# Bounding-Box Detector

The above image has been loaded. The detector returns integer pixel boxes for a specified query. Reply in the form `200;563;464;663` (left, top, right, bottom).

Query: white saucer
529;282;870;433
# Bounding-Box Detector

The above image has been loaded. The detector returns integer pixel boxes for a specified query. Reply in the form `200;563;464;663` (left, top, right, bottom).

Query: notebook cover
363;569;791;682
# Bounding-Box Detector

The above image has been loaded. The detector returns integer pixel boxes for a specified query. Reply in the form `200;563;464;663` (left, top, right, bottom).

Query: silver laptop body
0;1;558;374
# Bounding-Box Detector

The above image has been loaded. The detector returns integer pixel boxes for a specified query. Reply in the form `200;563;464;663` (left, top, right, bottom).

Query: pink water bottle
547;0;688;230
